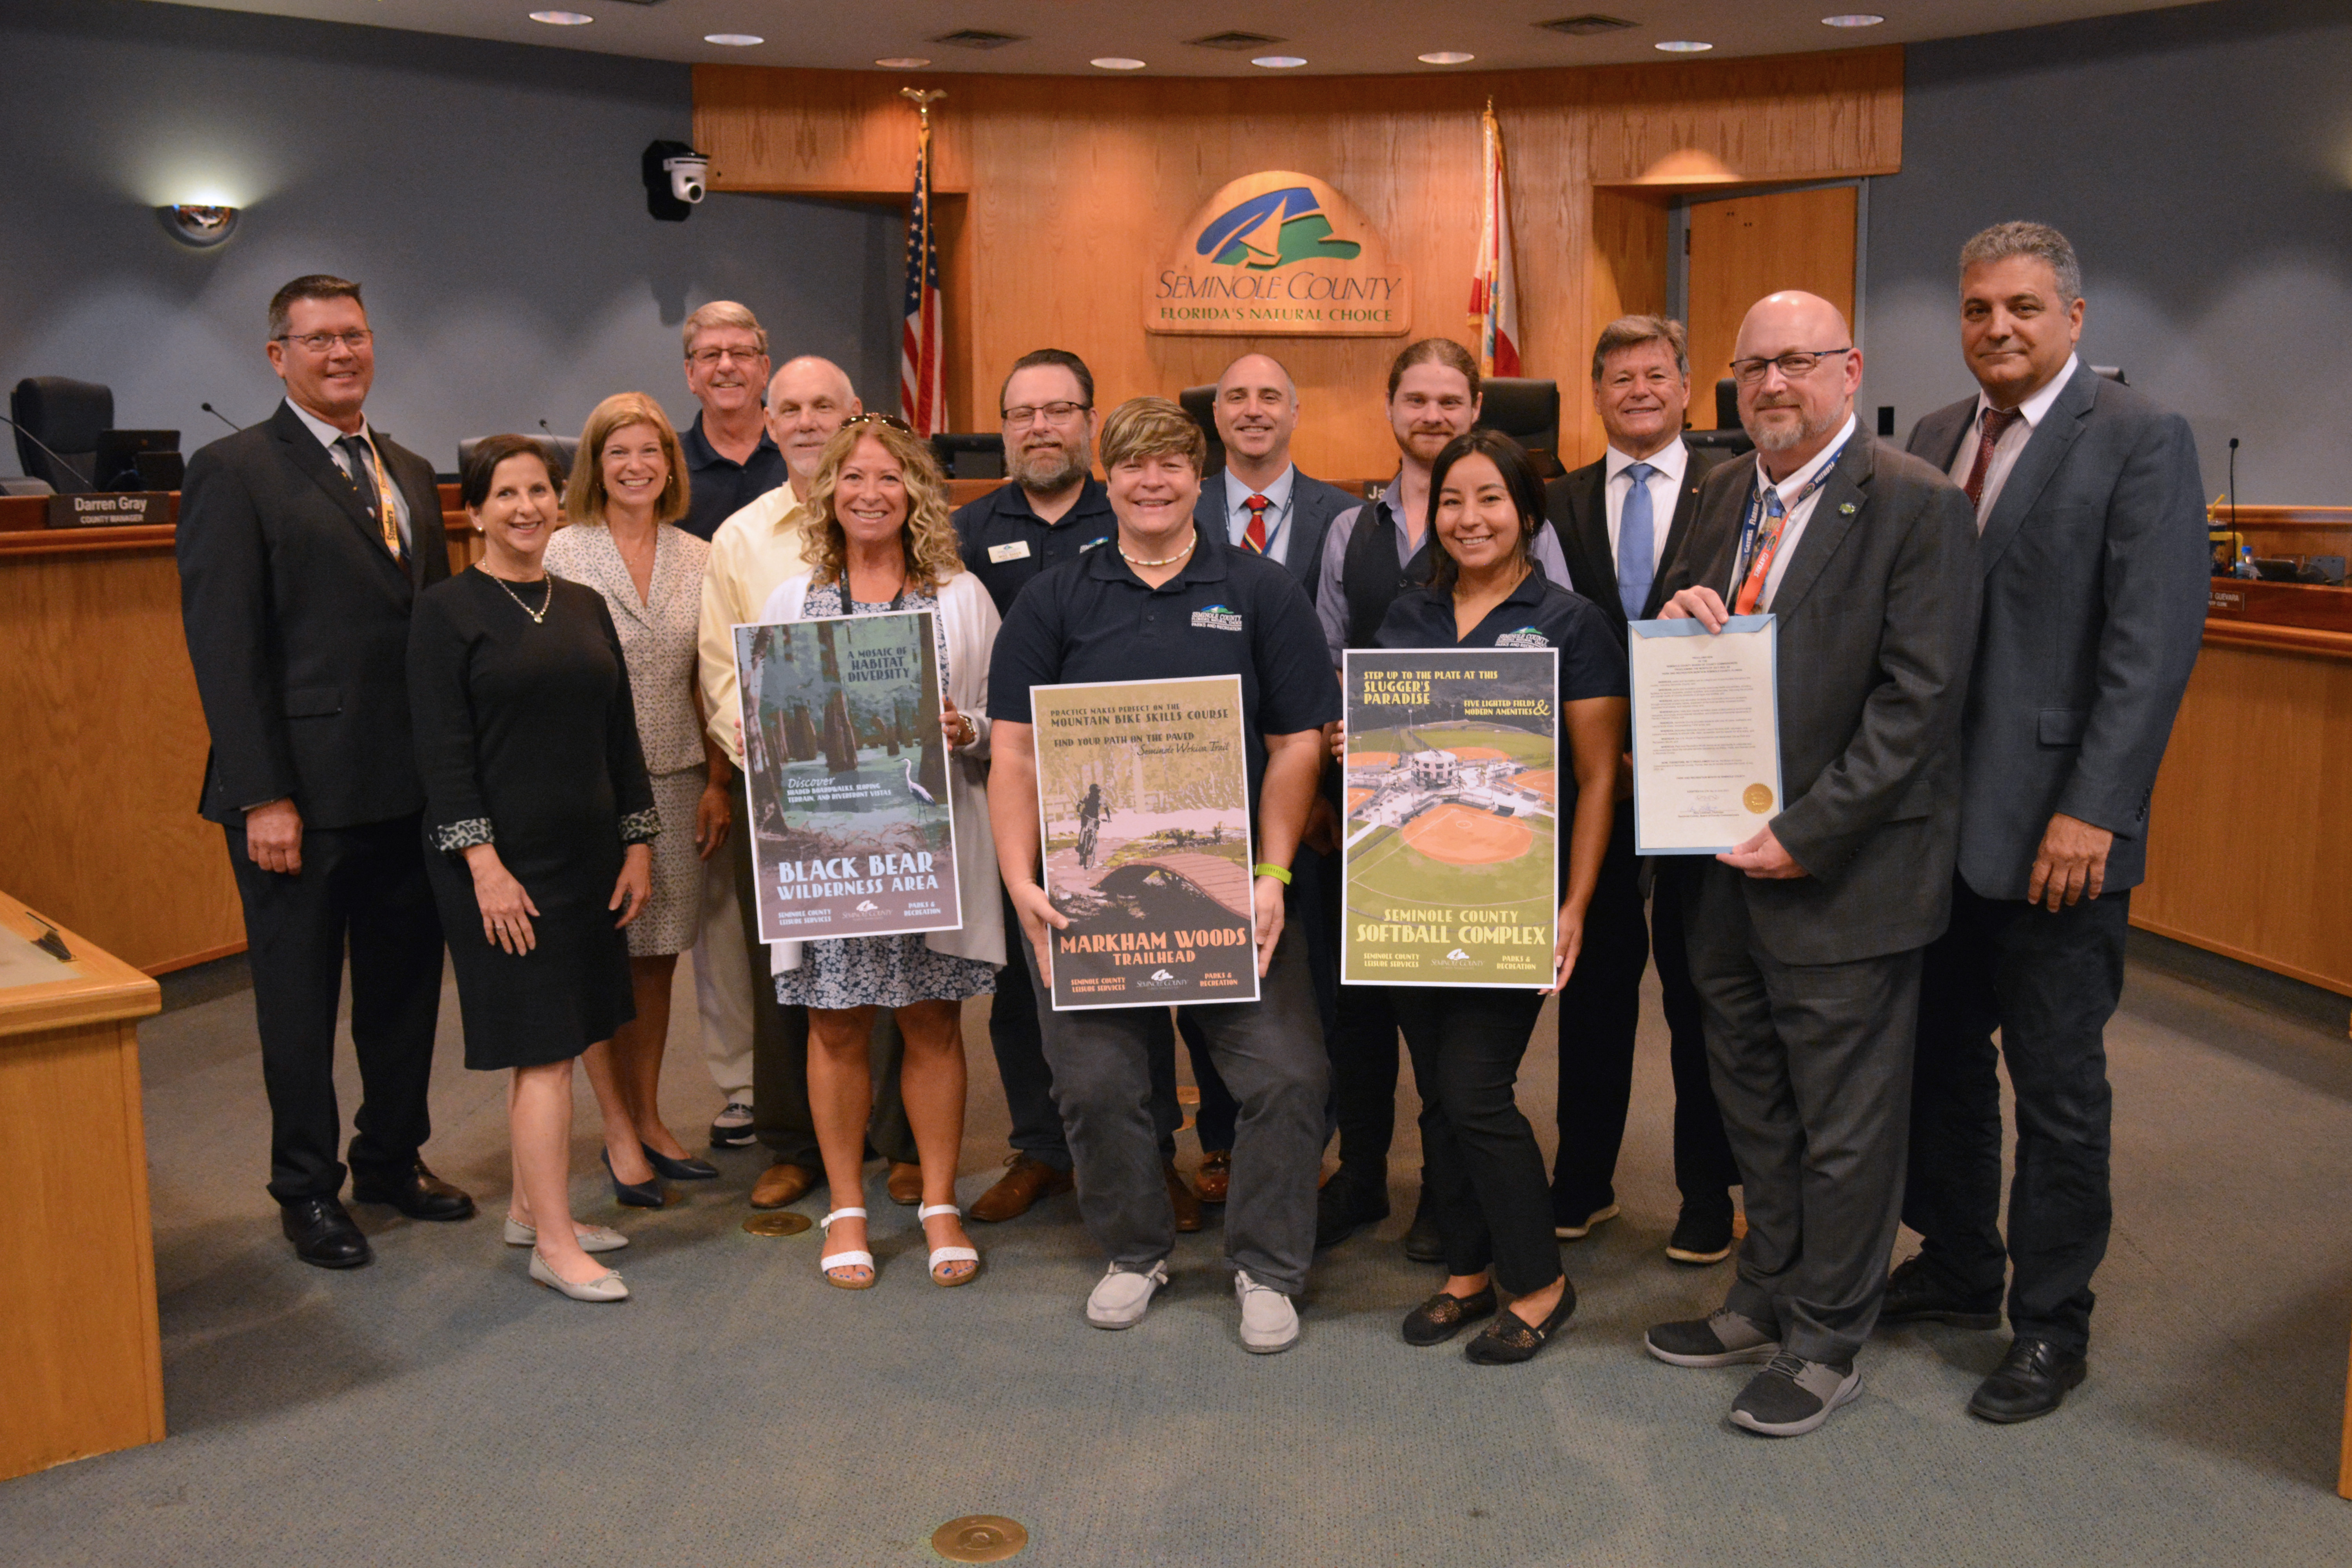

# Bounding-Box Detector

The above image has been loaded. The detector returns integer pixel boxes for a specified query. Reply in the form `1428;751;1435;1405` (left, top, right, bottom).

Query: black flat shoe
1313;1168;1390;1249
1402;1285;1497;1346
642;1143;720;1181
280;1196;372;1269
1402;1194;1445;1264
1464;1279;1577;1365
1968;1337;2086;1423
604;1149;666;1209
350;1160;476;1221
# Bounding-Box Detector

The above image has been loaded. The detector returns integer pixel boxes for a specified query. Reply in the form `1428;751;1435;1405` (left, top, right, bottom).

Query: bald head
1214;352;1301;482
766;356;861;484
1732;291;1861;474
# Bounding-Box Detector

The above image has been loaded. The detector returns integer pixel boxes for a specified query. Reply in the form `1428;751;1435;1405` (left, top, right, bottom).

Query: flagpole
898;89;947;435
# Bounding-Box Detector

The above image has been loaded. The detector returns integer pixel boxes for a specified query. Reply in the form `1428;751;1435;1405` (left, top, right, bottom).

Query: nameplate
2207;586;2247;614
47;491;169;529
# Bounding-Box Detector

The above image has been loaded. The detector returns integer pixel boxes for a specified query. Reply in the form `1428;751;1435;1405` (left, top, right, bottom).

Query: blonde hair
802;420;963;593
682;299;768;358
1098;396;1206;475
568;392;689;527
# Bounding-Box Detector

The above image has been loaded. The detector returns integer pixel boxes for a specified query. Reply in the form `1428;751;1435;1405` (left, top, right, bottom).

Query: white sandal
920;1202;980;1287
818;1207;875;1289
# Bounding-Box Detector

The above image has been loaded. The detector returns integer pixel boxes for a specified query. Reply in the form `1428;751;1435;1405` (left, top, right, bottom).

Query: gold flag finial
900;86;947;127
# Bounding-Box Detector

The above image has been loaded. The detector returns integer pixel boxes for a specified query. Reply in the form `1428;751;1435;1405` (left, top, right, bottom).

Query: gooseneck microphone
201;401;243;432
2227;437;2239;535
0;412;93;487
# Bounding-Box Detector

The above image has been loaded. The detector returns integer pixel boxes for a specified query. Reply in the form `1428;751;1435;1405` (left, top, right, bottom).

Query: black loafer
349;1160;476;1222
1465;1278;1577;1365
1402;1285;1497;1347
281;1196;372;1269
1313;1168;1390;1249
642;1143;720;1181
1881;1254;2002;1331
1968;1337;2086;1423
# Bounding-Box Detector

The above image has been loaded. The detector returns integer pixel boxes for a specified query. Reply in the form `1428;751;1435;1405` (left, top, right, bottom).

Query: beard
1745;399;1840;454
1010;436;1089;493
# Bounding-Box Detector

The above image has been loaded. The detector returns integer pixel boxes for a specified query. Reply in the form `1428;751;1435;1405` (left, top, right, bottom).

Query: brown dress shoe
967;1152;1074;1223
750;1161;816;1210
887;1161;924;1206
1194;1150;1232;1204
1165;1159;1203;1233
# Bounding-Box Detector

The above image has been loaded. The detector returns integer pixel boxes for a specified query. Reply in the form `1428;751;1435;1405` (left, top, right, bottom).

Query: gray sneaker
707;1100;755;1148
1234;1269;1299;1354
1730;1352;1863;1437
1644;1307;1781;1368
1085;1260;1169;1329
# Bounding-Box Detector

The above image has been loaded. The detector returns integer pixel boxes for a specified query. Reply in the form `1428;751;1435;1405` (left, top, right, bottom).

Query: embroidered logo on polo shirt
1080;537;1107;552
1494;627;1550;648
1191;603;1243;632
987;541;1030;563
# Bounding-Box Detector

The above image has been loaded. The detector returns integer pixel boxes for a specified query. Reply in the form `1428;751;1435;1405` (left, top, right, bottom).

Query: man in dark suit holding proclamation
178;275;473;1269
1886;223;2208;1423
1542;315;1740;1264
1640;291;1979;1437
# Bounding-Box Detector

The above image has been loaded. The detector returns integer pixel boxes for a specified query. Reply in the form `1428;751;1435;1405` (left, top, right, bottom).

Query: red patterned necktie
1243;493;1270;554
1962;405;2025;514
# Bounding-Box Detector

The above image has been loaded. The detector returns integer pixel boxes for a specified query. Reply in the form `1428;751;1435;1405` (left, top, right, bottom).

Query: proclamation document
1629;615;1783;855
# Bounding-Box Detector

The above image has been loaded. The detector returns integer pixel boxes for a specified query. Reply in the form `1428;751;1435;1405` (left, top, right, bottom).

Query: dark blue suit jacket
1191;466;1357;603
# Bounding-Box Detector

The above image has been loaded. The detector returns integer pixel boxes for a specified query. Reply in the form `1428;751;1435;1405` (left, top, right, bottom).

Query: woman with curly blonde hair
758;416;1005;1290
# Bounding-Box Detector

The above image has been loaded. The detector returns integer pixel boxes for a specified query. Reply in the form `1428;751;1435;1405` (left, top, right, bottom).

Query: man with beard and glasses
675;301;785;543
953;350;1198;1229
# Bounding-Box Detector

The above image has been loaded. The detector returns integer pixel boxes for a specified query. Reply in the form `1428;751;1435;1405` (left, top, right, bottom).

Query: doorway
1682;186;1859;428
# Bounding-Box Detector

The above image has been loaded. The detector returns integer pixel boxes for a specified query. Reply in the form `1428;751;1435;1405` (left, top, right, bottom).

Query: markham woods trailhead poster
733;610;960;944
1029;675;1258;1011
1341;649;1560;987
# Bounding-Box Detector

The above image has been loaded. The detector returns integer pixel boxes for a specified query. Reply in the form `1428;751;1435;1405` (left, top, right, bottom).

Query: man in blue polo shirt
673;300;789;542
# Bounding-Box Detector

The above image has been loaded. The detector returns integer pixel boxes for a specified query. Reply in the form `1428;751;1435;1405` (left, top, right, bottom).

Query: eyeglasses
1000;400;1089;428
841;412;914;433
275;330;373;354
688;345;768;367
1729;348;1853;385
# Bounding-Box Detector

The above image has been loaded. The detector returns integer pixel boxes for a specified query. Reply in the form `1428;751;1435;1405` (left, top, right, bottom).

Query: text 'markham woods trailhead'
1029;675;1258;1011
734;610;961;943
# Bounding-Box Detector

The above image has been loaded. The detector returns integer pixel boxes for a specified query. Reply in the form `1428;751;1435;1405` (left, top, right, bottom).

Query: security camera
664;152;709;204
641;139;710;222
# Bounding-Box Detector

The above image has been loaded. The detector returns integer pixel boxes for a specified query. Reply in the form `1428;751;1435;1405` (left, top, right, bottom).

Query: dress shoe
1164;1159;1203;1233
1730;1352;1861;1437
750;1161;817;1210
1402;1285;1497;1347
349;1161;475;1222
528;1248;628;1303
887;1160;925;1207
1314;1165;1390;1249
708;1100;755;1148
1665;1203;1736;1265
642;1143;720;1181
1968;1337;2087;1423
969;1153;1074;1221
1194;1149;1232;1204
1465;1279;1577;1365
1881;1253;2003;1330
603;1149;666;1209
281;1196;372;1269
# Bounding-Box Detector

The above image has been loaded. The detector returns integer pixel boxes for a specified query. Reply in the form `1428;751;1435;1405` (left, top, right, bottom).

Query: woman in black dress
409;434;657;1303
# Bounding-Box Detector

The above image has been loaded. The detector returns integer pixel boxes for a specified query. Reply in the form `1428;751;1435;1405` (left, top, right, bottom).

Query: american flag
899;113;945;436
1467;101;1522;378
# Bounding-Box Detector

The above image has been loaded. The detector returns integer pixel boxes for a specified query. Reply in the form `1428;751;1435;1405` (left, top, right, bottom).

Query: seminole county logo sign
1149;171;1411;338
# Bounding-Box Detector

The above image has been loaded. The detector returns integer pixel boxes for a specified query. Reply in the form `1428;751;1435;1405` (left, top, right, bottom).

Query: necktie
1243;493;1270;554
337;434;403;559
1616;462;1657;621
1962;405;2025;520
1733;488;1787;616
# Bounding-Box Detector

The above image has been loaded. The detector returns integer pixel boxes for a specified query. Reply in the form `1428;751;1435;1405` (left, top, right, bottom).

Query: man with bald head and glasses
1638;290;1980;1437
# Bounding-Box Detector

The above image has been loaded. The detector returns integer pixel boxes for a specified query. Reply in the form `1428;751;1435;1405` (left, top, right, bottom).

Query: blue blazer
1192;466;1358;603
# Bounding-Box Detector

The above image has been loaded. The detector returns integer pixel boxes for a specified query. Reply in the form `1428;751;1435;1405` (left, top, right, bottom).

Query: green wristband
1253;863;1292;885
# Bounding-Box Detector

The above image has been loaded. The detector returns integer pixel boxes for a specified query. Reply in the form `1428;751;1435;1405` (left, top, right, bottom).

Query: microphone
0;412;93;488
539;419;553;434
201;401;243;432
2227;437;2239;535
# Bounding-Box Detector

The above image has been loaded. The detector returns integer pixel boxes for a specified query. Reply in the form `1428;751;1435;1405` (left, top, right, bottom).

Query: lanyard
1728;434;1851;601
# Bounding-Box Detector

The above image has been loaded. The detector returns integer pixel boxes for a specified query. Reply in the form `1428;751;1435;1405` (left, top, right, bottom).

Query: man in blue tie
1541;315;1740;1265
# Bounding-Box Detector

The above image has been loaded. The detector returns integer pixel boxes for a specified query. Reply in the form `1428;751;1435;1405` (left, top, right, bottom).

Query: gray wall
1866;0;2352;504
0;0;904;479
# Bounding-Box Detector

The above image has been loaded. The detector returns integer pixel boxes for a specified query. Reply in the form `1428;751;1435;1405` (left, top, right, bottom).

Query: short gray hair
682;299;768;359
1590;315;1689;382
1959;222;2083;304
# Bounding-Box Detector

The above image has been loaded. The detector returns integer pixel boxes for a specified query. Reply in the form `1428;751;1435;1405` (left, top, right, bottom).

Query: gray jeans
1024;929;1328;1296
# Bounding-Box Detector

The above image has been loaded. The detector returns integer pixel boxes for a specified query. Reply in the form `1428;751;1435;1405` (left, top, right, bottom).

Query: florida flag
1467;102;1522;378
899;116;946;436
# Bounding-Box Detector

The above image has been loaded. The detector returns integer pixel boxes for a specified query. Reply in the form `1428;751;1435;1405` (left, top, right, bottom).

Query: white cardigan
757;567;1006;974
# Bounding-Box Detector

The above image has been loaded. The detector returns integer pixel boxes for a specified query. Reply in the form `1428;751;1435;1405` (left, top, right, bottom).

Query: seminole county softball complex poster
1341;649;1560;987
733;610;959;944
1029;675;1258;1011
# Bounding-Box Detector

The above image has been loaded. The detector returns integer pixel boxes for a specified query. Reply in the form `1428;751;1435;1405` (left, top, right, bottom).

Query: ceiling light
158;205;239;248
1252;56;1308;69
1419;51;1475;65
528;10;593;24
704;34;762;47
1821;13;1886;25
875;58;931;69
1091;58;1147;71
1654;40;1715;53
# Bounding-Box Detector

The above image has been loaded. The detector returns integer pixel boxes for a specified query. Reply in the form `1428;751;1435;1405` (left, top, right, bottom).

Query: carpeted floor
5;935;2351;1566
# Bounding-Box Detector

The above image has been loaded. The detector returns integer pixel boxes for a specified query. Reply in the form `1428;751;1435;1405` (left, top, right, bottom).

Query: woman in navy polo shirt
986;396;1340;1355
1350;428;1628;1363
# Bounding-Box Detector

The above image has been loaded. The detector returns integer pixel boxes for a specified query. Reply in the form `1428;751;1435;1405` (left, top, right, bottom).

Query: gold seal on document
1742;784;1775;813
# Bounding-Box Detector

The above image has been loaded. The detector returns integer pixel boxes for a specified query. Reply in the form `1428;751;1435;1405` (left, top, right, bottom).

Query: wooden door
1685;187;1857;428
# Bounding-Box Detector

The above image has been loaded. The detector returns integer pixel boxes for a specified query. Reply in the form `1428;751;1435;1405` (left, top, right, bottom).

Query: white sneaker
1086;1260;1169;1329
1234;1269;1299;1354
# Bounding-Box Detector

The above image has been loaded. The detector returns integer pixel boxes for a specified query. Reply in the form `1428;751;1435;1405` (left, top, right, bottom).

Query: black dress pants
1178;850;1336;1155
225;815;445;1203
1393;987;1559;1294
1550;810;1739;1224
1902;877;2129;1355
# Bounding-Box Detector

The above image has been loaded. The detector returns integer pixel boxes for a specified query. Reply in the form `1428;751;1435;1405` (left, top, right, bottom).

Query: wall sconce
157;204;239;247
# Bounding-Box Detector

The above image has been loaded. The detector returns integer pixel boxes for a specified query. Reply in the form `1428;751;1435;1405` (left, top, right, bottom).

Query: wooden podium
0;891;164;1481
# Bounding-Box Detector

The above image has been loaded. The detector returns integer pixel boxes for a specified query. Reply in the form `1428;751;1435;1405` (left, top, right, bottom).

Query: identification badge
987;541;1031;564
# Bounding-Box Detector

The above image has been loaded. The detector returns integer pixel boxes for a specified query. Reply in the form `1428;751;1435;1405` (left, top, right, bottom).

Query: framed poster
1028;674;1258;1011
1340;649;1560;988
732;610;959;944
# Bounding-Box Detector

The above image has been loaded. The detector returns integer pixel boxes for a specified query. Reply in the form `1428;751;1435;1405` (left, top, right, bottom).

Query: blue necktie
1617;462;1657;621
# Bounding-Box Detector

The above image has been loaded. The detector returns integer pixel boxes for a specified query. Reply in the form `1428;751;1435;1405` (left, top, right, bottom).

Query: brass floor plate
931;1515;1027;1561
741;1212;811;1237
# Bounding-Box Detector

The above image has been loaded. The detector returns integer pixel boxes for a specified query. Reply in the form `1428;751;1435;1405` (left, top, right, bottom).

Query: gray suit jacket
1906;361;2208;900
1192;466;1357;602
1658;434;1982;965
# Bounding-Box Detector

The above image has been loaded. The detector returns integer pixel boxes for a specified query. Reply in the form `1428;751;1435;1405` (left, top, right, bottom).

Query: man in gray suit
1886;223;2208;1423
1641;290;1980;1437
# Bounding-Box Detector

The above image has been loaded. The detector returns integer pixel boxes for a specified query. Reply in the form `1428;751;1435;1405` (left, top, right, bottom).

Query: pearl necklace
481;566;553;624
1119;529;1198;568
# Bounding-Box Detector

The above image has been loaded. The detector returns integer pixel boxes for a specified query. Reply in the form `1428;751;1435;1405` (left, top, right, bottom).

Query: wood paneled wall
695;49;1902;479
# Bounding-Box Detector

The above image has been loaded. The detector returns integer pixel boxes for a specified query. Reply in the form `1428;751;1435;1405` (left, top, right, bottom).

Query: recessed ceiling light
1252;55;1308;69
875;58;931;69
1419;51;1475;65
528;9;593;23
704;34;763;47
1654;40;1715;53
1091;58;1147;71
1822;13;1886;25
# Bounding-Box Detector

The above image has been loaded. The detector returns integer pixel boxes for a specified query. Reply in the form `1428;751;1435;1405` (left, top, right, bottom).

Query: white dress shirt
1221;465;1298;566
1948;352;2079;524
1603;436;1689;574
287;397;410;546
1740;412;1858;611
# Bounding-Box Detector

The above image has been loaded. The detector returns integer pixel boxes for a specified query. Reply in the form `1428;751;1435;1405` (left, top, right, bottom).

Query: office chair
1684;376;1755;457
10;376;113;494
930;432;1007;481
458;434;579;486
1176;385;1226;476
1474;377;1562;476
